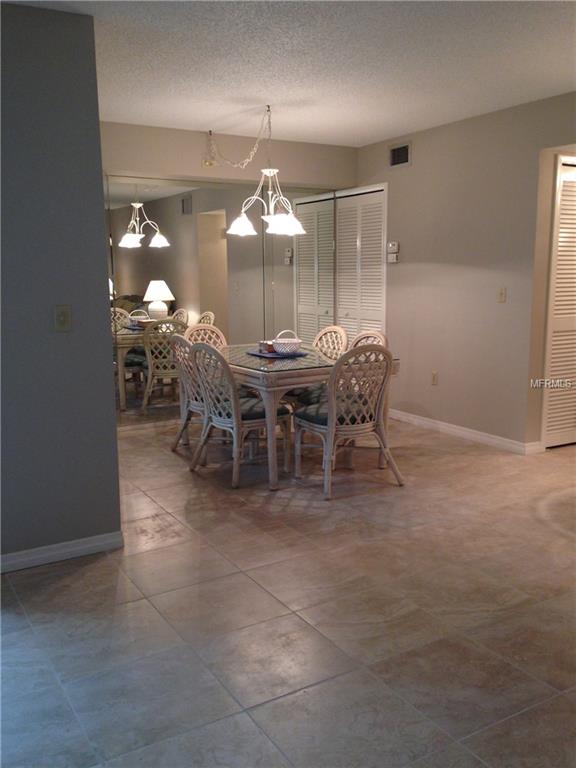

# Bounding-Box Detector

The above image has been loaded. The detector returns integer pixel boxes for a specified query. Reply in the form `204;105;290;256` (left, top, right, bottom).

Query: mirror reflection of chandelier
206;106;306;238
118;201;170;248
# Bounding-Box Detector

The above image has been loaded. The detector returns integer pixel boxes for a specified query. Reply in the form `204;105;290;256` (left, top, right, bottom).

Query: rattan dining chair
111;307;130;334
171;308;189;325
141;318;188;411
184;324;227;347
294;344;404;499
198;310;215;325
349;329;388;348
313;325;348;360
190;343;291;488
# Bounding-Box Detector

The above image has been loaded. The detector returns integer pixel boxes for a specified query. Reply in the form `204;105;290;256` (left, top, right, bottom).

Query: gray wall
1;5;120;555
358;93;576;443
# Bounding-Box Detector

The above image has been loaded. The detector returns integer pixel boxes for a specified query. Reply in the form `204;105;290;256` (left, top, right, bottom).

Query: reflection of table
115;330;145;410
223;344;399;491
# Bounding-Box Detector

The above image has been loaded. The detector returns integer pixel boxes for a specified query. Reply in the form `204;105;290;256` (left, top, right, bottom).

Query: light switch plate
54;304;72;332
387;241;399;253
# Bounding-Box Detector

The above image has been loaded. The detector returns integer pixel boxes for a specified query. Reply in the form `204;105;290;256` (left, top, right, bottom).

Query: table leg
260;389;280;491
117;347;128;411
179;380;190;446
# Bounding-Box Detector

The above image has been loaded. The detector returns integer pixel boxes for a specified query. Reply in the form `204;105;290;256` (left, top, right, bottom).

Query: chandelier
206;106;306;238
118;202;170;248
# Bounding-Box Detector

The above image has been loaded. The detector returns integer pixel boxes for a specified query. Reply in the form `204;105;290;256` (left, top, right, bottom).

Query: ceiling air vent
181;196;193;215
390;144;410;167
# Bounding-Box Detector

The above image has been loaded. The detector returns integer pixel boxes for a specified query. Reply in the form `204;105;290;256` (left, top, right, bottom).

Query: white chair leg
231;432;241;489
323;437;334;500
282;419;290;473
190;422;211;472
375;427;404;486
294;422;303;478
141;374;154;412
171;412;191;451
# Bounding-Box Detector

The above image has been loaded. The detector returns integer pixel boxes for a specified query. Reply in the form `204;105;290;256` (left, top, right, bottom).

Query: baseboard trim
1;531;124;573
389;409;545;455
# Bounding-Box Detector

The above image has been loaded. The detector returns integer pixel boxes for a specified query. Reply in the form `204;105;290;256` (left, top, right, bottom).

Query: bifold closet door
294;199;335;342
543;163;576;447
335;191;386;339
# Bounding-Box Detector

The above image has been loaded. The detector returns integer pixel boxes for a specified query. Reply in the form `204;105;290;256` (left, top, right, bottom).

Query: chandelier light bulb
226;212;258;236
118;232;145;248
149;232;170;248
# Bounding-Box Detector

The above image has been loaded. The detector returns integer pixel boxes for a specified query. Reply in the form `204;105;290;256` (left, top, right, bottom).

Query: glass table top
222;344;334;373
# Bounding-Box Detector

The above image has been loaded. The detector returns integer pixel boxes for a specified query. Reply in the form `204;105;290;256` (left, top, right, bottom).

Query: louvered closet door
294;200;334;342
335;191;386;339
543;165;576;447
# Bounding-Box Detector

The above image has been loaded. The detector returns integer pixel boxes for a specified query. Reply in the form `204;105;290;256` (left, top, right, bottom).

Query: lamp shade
143;280;175;302
227;213;257;236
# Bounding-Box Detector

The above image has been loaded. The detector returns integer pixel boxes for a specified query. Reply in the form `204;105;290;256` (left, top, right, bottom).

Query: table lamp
143;280;175;319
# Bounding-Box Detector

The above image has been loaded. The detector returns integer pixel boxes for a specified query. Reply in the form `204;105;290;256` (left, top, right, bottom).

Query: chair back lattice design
327;345;393;430
313;325;348;361
198;311;215;325
191;343;240;428
111;307;130;334
171;308;189;325
184;324;227;348
129;309;149;319
170;334;203;410
350;330;388;349
143;319;188;377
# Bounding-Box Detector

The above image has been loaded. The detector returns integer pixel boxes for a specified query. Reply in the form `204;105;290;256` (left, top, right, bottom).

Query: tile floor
2;418;575;767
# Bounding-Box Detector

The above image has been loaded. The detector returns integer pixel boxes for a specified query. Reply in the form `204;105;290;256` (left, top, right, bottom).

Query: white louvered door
294;199;334;342
542;162;576;447
335;191;386;338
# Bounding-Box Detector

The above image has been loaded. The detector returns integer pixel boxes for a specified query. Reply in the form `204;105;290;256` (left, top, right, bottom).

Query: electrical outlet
431;371;439;386
498;287;507;303
54;304;72;332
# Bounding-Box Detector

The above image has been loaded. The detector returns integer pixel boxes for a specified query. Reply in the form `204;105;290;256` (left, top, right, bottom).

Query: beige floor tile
463;694;576;768
210;524;318;570
373;636;554;739
1;577;29;636
66;645;240;760
465;596;576;690
1;685;99;768
251;668;450;768
104;713;290;767
299;588;450;664
198;614;357;707
117;539;238;596
390;561;533;632
1;627;60;698
32;598;183;683
247;552;373;610
409;743;485;767
145;482;243;513
120;513;199;555
150;572;290;646
120;492;167;522
9;554;143;618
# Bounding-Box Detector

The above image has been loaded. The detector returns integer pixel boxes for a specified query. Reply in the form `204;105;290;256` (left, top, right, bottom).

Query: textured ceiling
33;1;576;146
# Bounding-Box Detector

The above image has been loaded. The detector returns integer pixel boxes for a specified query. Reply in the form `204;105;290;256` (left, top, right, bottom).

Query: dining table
221;343;400;491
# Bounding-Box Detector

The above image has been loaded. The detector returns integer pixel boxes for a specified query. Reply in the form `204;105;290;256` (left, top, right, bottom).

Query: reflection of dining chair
111;307;130;334
198;310;215;325
129;309;149;319
349;329;388;348
142;319;188;411
184;324;227;347
171;308;189;325
313;325;348;361
190;343;291;488
294;345;404;499
170;334;206;450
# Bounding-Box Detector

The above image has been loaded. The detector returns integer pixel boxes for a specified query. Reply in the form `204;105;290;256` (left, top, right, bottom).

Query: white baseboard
389;409;545;455
1;530;124;573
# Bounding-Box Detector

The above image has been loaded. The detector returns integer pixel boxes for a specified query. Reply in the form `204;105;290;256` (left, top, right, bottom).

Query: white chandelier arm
241;195;268;215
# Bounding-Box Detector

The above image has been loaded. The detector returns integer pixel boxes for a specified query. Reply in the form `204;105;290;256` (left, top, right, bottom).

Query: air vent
390;144;410;167
181;196;193;215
